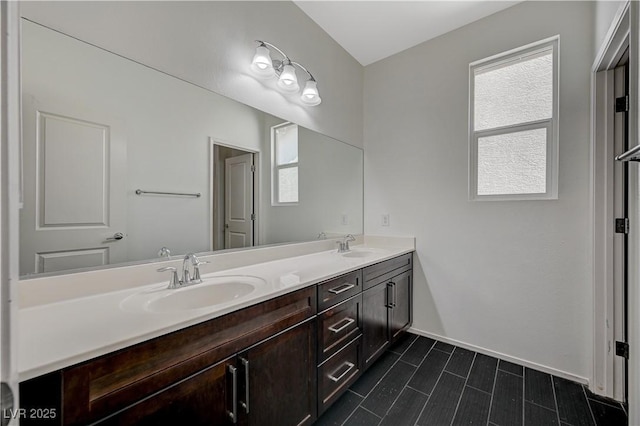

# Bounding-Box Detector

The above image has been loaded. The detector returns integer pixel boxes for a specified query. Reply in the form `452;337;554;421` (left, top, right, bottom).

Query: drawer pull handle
328;283;356;294
392;281;397;307
228;365;238;423
328;362;355;382
328;317;356;333
386;282;393;308
240;357;250;414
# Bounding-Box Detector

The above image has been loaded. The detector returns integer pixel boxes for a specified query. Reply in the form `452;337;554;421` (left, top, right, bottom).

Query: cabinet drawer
363;253;412;290
318;336;361;415
317;270;362;311
317;294;362;363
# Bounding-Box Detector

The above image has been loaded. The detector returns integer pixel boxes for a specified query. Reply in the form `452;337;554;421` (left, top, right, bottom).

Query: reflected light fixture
251;40;321;106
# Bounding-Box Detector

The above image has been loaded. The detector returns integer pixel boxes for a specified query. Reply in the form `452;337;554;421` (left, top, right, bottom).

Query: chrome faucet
183;253;209;284
336;234;356;253
157;253;209;289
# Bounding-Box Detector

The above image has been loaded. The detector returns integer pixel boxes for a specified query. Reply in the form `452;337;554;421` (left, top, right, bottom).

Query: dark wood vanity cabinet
19;252;413;425
94;319;317;426
362;253;413;368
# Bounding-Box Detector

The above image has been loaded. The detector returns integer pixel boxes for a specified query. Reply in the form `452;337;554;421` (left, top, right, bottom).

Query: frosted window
272;122;299;205
278;167;298;203
275;124;298;165
477;128;547;195
475;51;552;131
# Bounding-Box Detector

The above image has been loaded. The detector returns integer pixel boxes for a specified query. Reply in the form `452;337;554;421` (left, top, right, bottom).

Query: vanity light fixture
251;40;321;106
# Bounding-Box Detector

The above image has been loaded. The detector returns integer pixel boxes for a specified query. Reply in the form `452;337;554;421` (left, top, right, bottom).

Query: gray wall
363;1;595;380
594;1;627;58
21;1;364;148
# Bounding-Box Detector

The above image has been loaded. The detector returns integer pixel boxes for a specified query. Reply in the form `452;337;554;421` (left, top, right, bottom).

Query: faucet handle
344;234;356;251
192;260;210;283
157;266;180;289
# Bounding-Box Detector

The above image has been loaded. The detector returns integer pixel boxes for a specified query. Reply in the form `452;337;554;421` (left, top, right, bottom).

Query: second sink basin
341;247;388;259
121;275;266;314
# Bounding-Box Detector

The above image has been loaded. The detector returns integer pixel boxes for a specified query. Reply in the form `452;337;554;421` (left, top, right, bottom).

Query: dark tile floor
316;333;627;426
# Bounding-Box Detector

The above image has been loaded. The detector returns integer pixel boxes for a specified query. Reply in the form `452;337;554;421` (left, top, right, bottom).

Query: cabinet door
95;357;234;426
242;320;316;426
362;283;390;368
389;270;412;342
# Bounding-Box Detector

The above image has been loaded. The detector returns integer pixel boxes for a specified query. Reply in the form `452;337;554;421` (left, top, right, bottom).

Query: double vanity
18;237;414;425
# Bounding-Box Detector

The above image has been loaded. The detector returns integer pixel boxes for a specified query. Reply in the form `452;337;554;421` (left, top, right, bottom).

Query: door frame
208;138;259;251
1;0;22;421
591;1;630;400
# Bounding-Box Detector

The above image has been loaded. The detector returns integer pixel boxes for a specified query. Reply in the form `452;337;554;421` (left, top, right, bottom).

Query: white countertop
19;239;414;381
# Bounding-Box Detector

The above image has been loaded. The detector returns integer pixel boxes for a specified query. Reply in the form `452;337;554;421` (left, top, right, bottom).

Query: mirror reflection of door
212;144;255;251
20;95;127;275
225;153;255;249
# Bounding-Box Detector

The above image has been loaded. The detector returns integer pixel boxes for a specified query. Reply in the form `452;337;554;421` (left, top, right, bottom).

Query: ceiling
294;1;522;66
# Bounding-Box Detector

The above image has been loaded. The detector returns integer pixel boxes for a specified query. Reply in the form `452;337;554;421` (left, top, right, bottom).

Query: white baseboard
408;327;590;387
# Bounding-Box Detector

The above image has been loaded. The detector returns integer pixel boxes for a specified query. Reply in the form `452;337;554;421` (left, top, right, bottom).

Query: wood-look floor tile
452;386;491;425
344;407;381;426
416;372;465;425
489;370;523;426
525;367;556;411
589;399;627;426
466;353;498;394
315;390;363;426
407;348;450;395
379;387;429;426
498;359;523;376
401;336;435;366
553;376;594;426
350;351;399;397
445;347;475;378
387;333;418;356
434;341;455;354
361;360;416;418
525;402;559;426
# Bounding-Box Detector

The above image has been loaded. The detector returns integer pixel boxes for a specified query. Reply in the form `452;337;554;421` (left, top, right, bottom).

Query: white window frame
469;36;559;201
271;122;299;206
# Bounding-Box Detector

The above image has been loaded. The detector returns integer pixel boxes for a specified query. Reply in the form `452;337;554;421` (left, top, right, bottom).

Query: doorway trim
591;1;632;401
208;138;259;251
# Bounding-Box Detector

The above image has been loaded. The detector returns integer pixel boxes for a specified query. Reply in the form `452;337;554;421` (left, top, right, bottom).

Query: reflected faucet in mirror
157;247;171;258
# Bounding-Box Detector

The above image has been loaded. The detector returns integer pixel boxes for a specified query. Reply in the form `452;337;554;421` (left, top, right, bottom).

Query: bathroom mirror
19;20;363;277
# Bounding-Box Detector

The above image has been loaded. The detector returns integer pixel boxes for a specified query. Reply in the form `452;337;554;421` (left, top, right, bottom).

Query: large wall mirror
19;20;363;278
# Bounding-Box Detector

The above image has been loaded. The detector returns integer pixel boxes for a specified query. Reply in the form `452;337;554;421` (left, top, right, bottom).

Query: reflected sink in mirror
120;275;266;313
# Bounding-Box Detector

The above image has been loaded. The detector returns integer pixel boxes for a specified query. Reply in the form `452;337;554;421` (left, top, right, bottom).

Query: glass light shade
277;64;300;93
251;45;275;78
301;80;321;106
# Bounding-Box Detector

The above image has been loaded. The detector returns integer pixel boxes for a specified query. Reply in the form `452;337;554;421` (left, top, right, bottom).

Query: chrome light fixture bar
251;40;321;106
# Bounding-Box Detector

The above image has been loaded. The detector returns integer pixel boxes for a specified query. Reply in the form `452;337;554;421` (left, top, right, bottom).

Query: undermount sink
342;250;376;258
340;247;387;259
121;275;266;313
